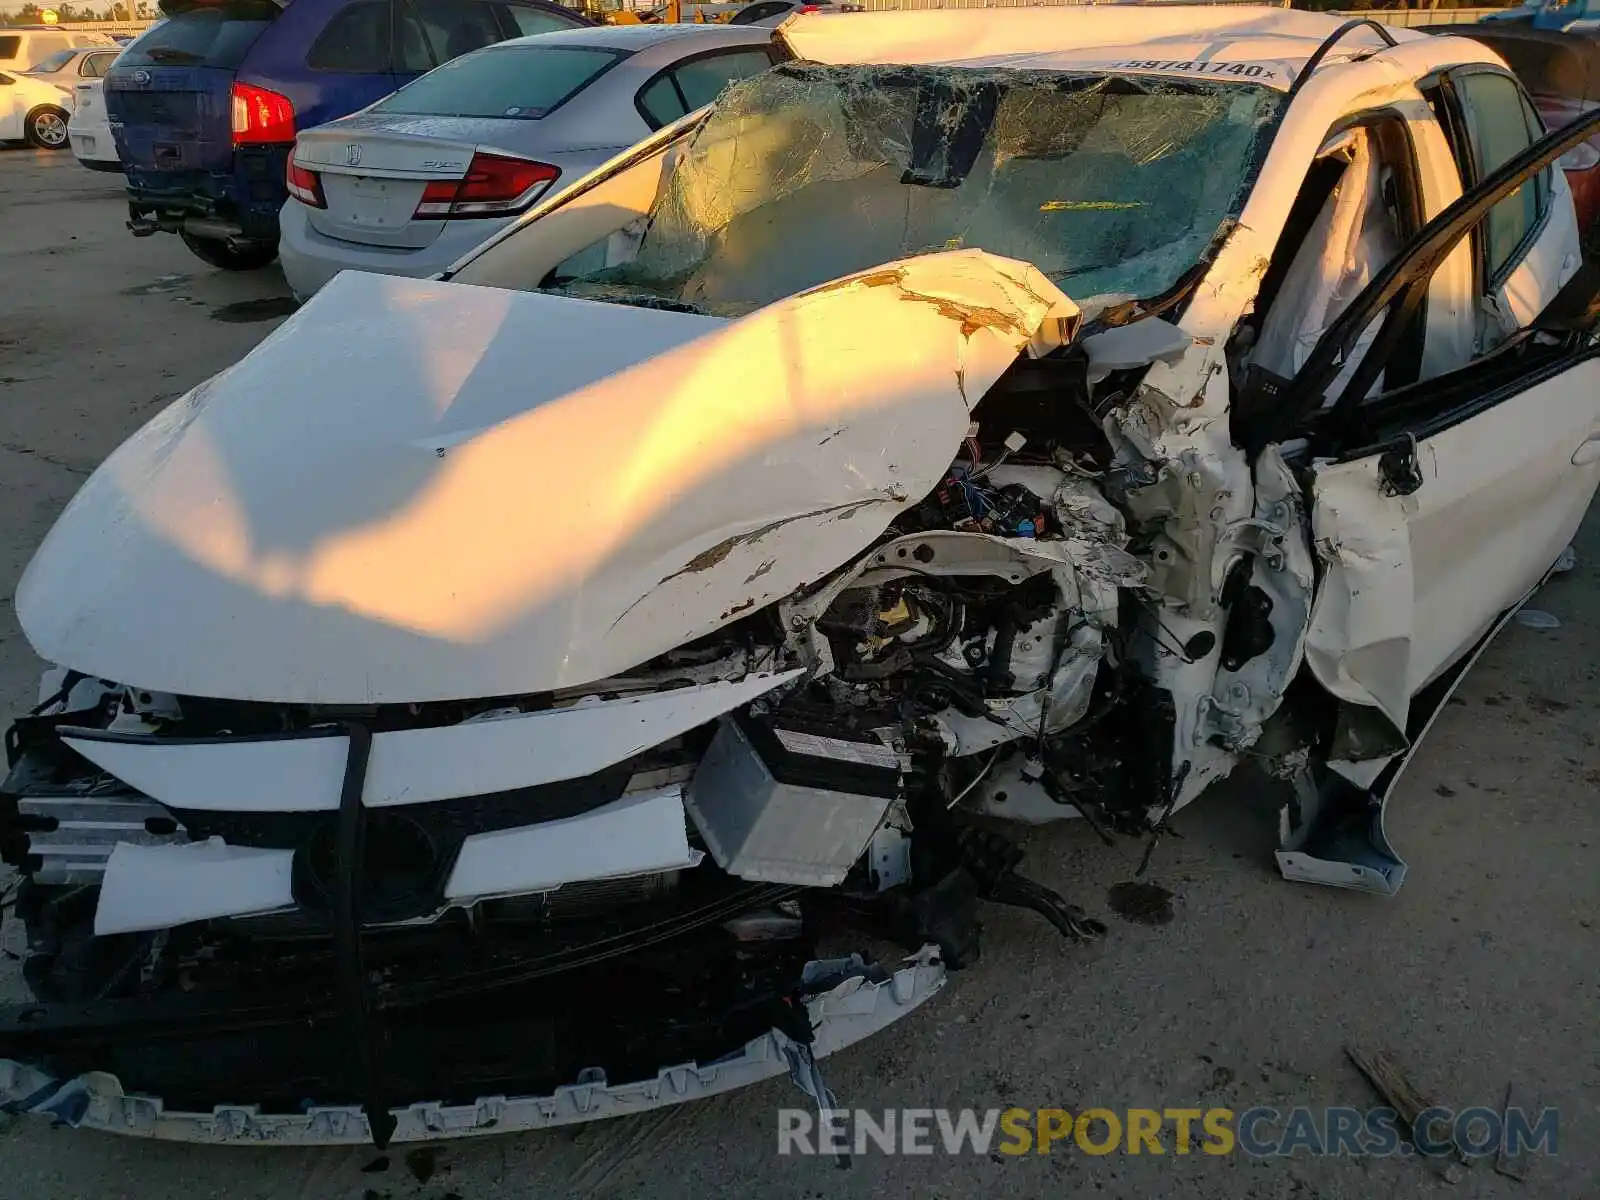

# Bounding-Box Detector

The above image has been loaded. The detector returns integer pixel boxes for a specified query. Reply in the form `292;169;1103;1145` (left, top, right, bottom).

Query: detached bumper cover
0;948;946;1145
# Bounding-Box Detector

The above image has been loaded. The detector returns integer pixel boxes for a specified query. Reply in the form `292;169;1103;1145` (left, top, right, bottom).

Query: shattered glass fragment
554;64;1284;318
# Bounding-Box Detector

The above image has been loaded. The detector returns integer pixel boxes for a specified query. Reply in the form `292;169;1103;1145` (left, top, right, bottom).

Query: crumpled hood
17;256;1078;704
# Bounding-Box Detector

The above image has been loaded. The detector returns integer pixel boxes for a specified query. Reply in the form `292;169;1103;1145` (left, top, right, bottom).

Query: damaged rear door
1262;107;1600;892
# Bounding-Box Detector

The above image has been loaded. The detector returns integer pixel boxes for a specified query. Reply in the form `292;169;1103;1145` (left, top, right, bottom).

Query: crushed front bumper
0;948;945;1145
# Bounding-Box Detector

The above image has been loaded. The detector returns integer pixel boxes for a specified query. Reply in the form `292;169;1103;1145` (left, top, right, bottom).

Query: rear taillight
286;147;325;209
231;82;295;145
413;152;559;219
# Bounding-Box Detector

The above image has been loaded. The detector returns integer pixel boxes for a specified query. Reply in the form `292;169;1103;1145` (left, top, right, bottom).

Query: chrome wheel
32;109;69;149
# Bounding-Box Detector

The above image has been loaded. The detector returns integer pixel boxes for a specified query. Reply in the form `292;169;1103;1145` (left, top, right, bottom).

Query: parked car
21;44;121;93
0;27;115;72
1482;0;1600;32
280;23;786;299
104;0;594;272
728;0;833;26
4;7;1598;1147
0;67;74;148
68;78;121;169
1430;23;1600;231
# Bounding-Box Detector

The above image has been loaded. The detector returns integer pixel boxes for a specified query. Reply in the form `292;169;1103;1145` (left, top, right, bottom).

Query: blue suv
106;0;591;271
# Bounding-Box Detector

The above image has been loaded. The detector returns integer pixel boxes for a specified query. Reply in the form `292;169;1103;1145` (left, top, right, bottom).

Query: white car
67;78;119;170
0;66;74;149
2;7;1597;1147
21;44;121;92
0;27;114;72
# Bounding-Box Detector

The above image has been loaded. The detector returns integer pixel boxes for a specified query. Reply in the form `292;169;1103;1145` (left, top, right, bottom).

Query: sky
0;0;145;13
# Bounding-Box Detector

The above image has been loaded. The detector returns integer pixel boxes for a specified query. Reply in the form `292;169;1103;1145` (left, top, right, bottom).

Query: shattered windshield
556;64;1284;317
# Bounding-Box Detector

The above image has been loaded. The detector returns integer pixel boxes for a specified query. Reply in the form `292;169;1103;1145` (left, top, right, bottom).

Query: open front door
1249;107;1600;893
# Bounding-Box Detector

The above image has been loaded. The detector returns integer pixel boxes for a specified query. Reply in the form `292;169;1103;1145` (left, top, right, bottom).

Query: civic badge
344;143;363;167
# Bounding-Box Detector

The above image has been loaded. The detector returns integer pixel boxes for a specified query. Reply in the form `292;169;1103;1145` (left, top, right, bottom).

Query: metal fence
24;20;154;32
1346;7;1503;24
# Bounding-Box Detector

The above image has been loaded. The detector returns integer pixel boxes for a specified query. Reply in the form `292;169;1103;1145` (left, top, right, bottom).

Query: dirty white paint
95;838;296;936
18;254;1075;704
1303;458;1416;740
61;671;801;813
444;786;699;903
1306;357;1600;734
779;7;1429;89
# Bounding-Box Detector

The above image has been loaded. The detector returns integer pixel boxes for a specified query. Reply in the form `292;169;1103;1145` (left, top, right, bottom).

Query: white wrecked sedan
3;7;1598;1147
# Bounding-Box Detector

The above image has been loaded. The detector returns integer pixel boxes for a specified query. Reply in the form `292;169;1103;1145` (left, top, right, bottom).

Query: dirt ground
0;146;1596;1200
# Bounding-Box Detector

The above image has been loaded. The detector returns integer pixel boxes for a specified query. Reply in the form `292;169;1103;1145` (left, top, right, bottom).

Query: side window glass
1454;72;1548;281
671;50;770;112
638;74;688;129
396;4;435;73
499;5;582;35
731;2;785;22
81;53;113;78
410;0;504;66
308;0;394;73
33;49;76;73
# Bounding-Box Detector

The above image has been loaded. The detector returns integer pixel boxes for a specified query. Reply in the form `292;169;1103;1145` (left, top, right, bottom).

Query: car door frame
79;51;119;80
1420;62;1580;342
1262;106;1600;895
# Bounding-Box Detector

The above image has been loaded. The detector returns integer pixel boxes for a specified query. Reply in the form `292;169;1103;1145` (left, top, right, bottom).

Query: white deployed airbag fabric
1250;130;1399;400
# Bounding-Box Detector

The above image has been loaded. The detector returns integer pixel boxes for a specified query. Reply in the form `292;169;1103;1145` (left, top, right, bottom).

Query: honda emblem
131;69;151;85
344;143;363;167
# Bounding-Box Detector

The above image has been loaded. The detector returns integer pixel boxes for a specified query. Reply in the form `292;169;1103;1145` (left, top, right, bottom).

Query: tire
180;229;280;271
24;105;70;150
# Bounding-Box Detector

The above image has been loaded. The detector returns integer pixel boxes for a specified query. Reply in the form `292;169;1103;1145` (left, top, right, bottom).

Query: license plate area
328;175;418;230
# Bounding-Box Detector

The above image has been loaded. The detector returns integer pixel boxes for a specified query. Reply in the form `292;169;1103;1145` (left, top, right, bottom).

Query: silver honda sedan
278;23;785;301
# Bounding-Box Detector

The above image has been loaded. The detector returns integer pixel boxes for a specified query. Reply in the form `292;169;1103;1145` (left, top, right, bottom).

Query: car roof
780;6;1492;93
489;23;775;53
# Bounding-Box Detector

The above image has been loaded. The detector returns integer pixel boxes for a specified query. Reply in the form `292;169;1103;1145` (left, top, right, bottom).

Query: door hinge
1377;433;1422;497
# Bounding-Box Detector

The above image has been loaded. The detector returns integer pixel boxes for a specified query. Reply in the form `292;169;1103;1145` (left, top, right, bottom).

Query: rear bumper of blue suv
123;145;291;245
